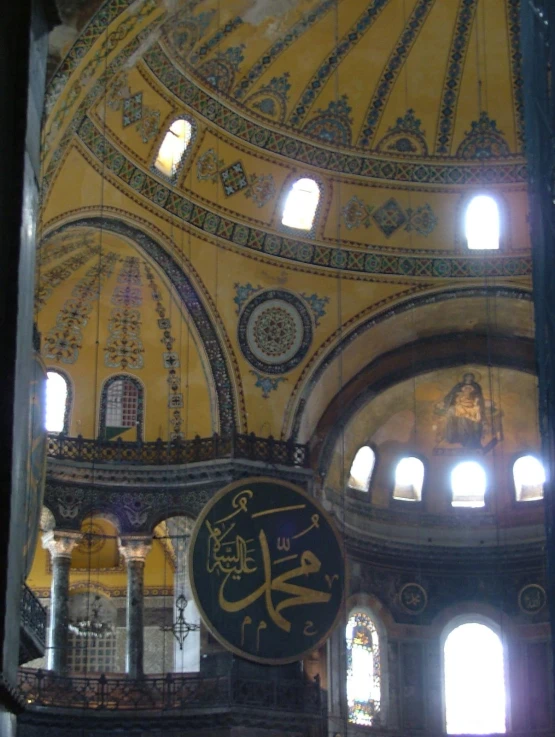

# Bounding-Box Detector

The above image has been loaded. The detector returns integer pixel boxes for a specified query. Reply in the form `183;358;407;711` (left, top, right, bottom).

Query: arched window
465;195;500;250
444;622;506;734
281;178;320;230
45;370;69;433
348;446;376;492
100;376;143;440
513;454;545;502
451;460;486;508
154;118;193;178
346;610;381;725
393;456;424;502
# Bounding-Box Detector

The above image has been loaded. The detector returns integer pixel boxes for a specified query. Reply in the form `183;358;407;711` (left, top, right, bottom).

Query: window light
348;446;376;492
346;611;381;726
393;456;424;502
281;178;320;230
154;119;192;178
444;622;506;734
513;454;545;502
465;195;500;250
451;461;486;508
45;371;68;433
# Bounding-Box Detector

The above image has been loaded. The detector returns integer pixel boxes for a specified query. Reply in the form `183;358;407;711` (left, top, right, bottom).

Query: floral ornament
234;282;262;314
244;173;276;208
106;72;131;111
250;370;287;398
196;148;224;182
300;293;329;326
342;196;374;230
137;106;160;143
405;204;439;237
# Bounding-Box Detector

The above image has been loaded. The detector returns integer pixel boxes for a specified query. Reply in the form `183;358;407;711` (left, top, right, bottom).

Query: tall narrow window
348;446;376;492
154;119;193;178
45;371;69;433
281;178;320;230
465;195;500;250
393;456;424;502
451;461;486;507
346;611;381;725
100;376;143;440
513;454;545;502
444;622;506;734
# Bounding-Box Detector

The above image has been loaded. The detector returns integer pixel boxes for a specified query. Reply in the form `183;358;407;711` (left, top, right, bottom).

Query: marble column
119;536;152;678
167;517;200;672
42;530;82;674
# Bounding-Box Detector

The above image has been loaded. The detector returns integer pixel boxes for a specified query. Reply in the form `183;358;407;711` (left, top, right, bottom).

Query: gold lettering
325;574;339;589
277;537;290;551
205;520;257;576
241;615;252;646
251;504;306;519
215;490;254;524
292;514;320;540
303;620;317;636
256;620;267;651
218;530;332;633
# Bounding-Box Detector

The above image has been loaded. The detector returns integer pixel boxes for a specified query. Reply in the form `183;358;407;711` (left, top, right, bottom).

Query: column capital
118;535;152;564
42;530;82;560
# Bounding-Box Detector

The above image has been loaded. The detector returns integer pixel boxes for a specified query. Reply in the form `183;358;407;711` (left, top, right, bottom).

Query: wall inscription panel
189;477;345;664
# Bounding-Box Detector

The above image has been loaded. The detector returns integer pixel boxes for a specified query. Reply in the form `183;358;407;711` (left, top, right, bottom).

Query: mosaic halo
238;290;313;375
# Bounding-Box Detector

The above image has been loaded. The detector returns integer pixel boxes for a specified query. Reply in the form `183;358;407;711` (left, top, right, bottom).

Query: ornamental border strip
77;115;532;279
434;0;478;154
44;219;239;435
144;43;527;185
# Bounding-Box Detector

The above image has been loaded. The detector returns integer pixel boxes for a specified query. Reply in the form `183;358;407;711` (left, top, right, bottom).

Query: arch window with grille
154;118;194;179
281;178;320;231
465;195;500;250
45;370;70;433
451;460;486;507
513;454;545;502
100;376;143;440
346;610;381;725
348;446;376;492
393;456;424;502
444;621;506;734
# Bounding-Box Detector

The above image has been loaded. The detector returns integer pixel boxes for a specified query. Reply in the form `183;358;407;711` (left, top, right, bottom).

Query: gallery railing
47;432;309;468
17;669;322;713
20;585;47;649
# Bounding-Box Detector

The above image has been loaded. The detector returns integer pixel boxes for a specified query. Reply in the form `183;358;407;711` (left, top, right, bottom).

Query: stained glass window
282;178;320;230
348;446;376;492
444;622;506;734
346;611;381;725
105;379;138;428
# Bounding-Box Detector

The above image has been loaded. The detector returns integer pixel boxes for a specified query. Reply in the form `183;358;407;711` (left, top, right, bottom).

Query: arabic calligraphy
189;477;345;664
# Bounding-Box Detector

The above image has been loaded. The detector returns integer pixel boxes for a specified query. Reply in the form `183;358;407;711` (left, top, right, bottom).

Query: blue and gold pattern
358;0;434;147
303;95;353;147
105;257;144;370
342;195;438;238
77;116;530;279
246;73;291;124
435;0;478;155
250;371;287;399
376;109;428;156
456;112;510;160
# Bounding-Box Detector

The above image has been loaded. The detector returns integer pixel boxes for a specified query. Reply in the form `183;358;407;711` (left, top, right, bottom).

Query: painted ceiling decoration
37;0;533;445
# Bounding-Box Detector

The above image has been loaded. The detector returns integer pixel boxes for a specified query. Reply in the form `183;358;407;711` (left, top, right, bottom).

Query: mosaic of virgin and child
434;372;501;450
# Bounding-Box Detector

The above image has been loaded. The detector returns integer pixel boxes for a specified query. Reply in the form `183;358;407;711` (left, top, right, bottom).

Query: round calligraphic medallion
189;477;345;664
238;290;313;374
518;584;546;615
399;583;427;615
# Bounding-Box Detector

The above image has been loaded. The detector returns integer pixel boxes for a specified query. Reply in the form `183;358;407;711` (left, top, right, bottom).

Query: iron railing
20;585;47;648
47;432;309;468
17;669;322;713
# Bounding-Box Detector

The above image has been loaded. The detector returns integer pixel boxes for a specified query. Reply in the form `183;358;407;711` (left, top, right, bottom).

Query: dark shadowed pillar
119;536;152;678
42;531;81;674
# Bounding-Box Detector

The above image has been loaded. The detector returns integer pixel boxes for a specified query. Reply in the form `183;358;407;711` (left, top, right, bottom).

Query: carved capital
42;530;82;560
118;535;152;564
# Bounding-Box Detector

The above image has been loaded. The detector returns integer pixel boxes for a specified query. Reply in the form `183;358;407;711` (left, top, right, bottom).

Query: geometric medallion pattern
104;257;144;370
